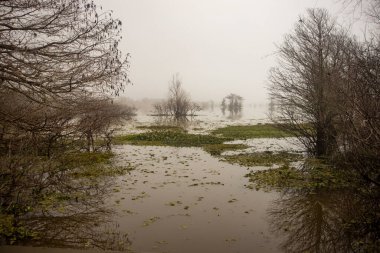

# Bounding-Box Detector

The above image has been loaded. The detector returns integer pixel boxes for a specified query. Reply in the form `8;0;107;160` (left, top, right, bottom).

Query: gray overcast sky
95;0;346;103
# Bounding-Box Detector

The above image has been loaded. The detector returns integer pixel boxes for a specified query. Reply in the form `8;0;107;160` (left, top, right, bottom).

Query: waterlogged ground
109;145;283;253
2;106;378;253
224;137;303;154
118;105;270;135
0;106;293;252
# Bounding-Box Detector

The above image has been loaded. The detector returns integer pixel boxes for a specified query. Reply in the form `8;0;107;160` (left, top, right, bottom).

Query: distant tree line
269;3;379;185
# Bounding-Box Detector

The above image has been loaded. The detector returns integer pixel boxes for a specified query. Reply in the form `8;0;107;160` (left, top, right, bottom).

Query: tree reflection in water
152;115;202;130
0;155;132;251
267;174;380;252
23;206;130;251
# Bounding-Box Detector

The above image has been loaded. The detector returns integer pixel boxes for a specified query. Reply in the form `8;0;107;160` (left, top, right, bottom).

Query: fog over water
95;0;350;103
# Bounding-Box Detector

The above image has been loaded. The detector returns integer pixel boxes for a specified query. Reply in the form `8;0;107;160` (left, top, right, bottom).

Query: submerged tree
269;6;380;184
269;9;350;157
220;93;243;118
153;74;200;118
334;0;380;185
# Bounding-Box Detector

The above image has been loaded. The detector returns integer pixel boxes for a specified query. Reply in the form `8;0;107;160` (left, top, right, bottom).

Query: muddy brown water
107;145;282;253
1;144;285;253
2;107;377;252
2;106;286;253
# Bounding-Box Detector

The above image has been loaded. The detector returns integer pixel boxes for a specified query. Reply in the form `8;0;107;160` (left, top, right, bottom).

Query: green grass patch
245;162;352;191
203;144;249;156
114;130;231;147
59;152;133;178
222;151;303;167
211;124;296;139
61;152;114;167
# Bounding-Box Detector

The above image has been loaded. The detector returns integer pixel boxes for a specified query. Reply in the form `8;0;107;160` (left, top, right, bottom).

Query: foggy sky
95;0;349;103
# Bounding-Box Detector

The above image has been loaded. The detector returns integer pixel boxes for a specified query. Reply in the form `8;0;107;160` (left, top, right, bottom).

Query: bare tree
341;0;380;26
269;9;350;157
0;0;131;157
0;0;129;104
269;6;380;184
153;74;200;118
0;0;136;244
74;97;136;152
333;0;380;184
0;91;135;156
334;38;380;185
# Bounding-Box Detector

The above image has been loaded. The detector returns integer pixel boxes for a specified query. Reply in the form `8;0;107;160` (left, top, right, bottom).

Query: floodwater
119;103;270;135
2;104;377;253
109;105;287;252
108;145;282;253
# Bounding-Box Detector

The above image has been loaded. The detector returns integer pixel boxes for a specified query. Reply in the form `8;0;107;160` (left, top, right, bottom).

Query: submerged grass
245;161;353;191
222;151;303;167
203;144;249;156
211;124;296;139
115;123;299;149
61;152;114;167
114;130;231;147
61;152;133;178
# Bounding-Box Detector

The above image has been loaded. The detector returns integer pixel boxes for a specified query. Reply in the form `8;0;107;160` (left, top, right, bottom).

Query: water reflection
152;115;201;129
0;156;131;251
220;94;243;121
21;207;130;251
268;181;380;252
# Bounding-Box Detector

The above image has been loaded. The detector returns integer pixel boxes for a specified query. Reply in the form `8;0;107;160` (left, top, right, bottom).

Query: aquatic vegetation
228;198;238;203
0;151;133;245
256;161;380;252
166;200;183;206
131;192;149;201
202;143;249;156
114;130;230;147
61;152;133;178
64;151;115;163
211;124;296;139
245;161;353;191
142;217;160;227
188;181;224;187
222;151;303;167
179;224;188;230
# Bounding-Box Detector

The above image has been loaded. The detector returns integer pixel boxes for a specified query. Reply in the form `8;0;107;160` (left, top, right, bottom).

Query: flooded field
109;145;281;253
119;104;270;135
2;105;377;253
2;0;379;252
105;105;287;252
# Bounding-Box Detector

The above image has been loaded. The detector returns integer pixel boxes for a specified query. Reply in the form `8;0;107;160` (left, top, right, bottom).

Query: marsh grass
115;124;300;148
114;130;231;147
211;124;297;139
61;152;114;166
203;144;249;156
222;151;303;167
245;160;352;191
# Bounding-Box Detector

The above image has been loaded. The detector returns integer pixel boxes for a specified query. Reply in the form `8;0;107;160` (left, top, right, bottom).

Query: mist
94;0;346;103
